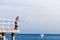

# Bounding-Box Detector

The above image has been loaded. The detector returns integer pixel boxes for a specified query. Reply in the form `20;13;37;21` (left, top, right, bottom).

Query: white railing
0;19;15;28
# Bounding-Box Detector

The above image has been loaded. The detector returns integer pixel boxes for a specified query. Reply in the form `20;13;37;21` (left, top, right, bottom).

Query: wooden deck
0;28;20;33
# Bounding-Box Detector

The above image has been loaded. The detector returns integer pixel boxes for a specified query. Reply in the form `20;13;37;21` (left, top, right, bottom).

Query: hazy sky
0;0;60;34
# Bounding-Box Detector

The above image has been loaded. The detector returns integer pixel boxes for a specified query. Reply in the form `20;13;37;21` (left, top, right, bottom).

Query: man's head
16;16;19;20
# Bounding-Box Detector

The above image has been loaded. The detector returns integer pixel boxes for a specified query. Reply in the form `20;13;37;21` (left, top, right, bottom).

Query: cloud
0;0;60;8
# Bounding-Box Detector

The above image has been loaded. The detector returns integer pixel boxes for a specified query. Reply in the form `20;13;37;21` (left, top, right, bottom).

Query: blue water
5;34;60;40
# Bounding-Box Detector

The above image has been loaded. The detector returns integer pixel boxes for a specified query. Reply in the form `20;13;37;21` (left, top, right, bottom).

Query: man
14;16;19;30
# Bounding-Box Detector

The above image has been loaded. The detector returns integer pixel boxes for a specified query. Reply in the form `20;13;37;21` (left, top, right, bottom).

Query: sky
0;0;60;34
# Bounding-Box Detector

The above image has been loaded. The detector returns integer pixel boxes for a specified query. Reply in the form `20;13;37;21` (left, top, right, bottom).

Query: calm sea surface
6;34;60;40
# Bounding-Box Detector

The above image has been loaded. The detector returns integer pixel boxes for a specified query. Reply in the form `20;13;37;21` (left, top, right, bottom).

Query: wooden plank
0;28;20;33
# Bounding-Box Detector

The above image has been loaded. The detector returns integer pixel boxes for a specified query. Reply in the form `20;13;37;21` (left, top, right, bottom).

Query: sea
5;34;60;40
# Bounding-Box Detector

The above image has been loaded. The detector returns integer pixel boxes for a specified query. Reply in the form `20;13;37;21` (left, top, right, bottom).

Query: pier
0;16;20;40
